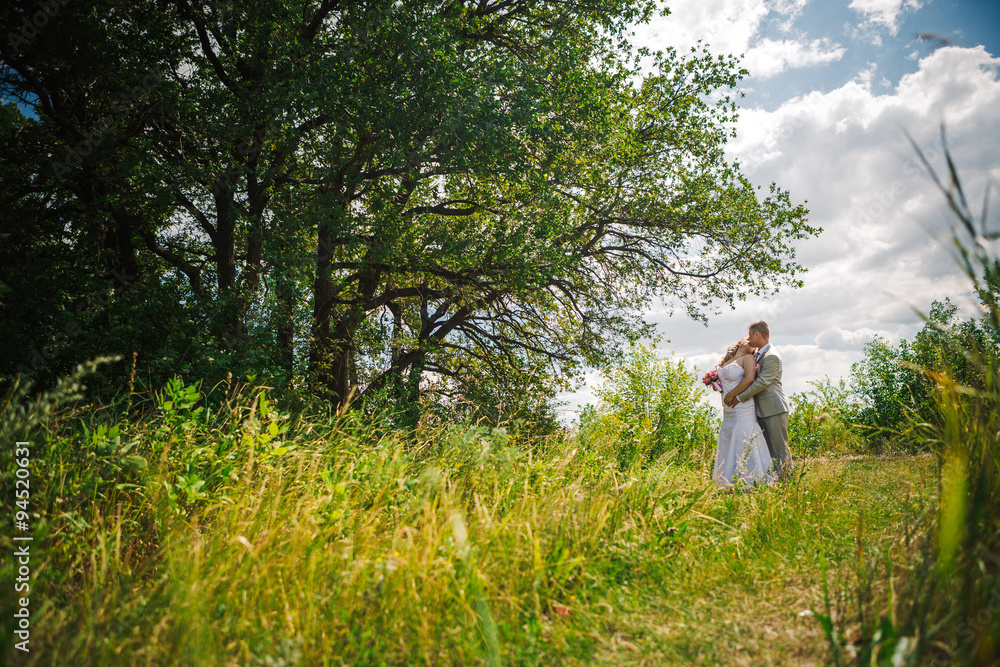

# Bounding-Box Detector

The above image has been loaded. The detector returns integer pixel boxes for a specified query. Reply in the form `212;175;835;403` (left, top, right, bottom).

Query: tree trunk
276;266;295;376
243;173;269;297
105;211;140;290
215;190;237;295
214;187;243;346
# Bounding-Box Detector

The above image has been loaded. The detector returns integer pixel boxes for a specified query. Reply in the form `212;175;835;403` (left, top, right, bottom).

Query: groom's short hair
749;320;769;339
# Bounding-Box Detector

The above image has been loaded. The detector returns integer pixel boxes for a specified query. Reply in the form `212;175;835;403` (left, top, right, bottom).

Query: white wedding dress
713;362;775;489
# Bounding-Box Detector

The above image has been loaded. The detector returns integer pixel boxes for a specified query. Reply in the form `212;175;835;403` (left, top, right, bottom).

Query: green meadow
0;375;945;665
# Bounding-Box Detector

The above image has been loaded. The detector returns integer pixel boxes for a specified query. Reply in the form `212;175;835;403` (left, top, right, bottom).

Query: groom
724;321;793;479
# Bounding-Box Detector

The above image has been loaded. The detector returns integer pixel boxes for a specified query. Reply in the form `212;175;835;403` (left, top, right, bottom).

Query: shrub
577;344;718;469
787;377;864;456
848;299;1000;452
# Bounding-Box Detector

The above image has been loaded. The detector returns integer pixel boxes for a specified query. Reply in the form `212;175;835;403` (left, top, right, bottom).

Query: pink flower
702;370;722;392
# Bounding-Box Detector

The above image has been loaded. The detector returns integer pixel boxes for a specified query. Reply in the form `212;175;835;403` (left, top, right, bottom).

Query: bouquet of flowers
701;369;722;392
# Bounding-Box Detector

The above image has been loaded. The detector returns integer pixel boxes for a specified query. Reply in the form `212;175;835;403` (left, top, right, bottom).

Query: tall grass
0;362;943;664
1;372;725;664
7;141;990;662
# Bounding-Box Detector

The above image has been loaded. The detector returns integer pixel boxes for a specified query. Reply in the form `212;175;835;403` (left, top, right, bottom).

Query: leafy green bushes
845;299;1000;452
787;378;864;456
577;344;719;469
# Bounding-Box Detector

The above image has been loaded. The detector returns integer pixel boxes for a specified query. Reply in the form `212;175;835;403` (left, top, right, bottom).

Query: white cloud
630;0;769;57
815;327;882;350
770;0;810;20
725;45;999;367
725;46;999;313
849;0;923;37
744;37;847;79
631;1;847;81
774;344;862;387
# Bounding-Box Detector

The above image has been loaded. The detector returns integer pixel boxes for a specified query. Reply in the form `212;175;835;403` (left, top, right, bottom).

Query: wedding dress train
713;362;775;489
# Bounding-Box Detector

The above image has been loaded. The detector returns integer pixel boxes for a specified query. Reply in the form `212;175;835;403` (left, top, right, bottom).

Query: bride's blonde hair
718;338;750;368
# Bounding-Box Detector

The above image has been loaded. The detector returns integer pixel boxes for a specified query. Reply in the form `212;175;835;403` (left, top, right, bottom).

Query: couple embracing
710;320;792;490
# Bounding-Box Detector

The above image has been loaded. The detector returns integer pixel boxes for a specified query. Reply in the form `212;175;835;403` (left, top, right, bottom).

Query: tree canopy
0;0;818;423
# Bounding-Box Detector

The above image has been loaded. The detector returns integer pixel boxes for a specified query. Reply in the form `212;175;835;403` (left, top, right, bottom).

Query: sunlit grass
0;378;938;665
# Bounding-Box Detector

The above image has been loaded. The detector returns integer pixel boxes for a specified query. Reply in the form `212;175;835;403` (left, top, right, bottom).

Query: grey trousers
758;412;792;479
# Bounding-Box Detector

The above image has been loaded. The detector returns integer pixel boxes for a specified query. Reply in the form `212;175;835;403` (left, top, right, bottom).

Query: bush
787;377;863;456
848;299;1000;452
848;335;923;448
577;344;718;469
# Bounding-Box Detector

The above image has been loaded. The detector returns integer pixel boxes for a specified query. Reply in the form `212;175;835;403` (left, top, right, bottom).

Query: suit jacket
736;344;790;418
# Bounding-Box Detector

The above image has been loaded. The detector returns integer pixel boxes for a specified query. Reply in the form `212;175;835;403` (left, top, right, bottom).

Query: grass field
1;382;939;665
585;455;936;666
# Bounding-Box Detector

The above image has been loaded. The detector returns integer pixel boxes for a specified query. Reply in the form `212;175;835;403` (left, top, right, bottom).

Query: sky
559;0;1000;419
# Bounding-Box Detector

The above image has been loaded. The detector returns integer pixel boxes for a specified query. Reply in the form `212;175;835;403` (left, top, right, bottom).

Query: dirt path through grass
586;455;938;665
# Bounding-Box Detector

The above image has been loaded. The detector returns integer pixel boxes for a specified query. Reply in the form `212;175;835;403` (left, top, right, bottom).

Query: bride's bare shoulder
721;354;749;369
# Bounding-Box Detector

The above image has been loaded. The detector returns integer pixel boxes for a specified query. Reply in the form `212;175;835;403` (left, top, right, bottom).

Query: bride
713;338;775;490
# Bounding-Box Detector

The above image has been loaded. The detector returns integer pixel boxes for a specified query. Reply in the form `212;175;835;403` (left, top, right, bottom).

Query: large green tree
1;0;818;420
0;0;190;384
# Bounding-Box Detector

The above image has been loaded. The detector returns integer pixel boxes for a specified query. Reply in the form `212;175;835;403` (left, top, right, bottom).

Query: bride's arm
728;355;757;397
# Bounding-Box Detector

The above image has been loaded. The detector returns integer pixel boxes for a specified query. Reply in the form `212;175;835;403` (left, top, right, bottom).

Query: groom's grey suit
736;343;793;479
